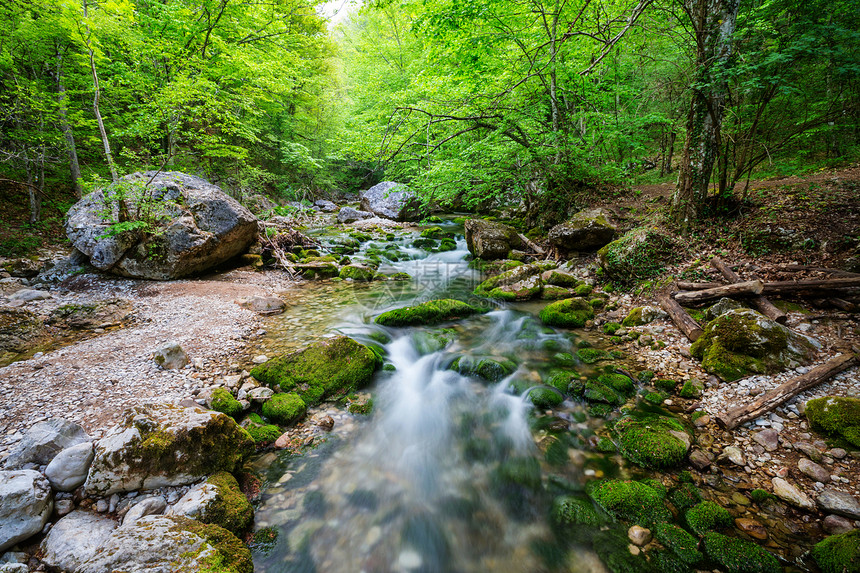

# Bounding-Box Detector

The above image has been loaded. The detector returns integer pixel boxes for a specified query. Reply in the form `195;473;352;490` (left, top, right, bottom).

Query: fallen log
657;291;704;342
762;277;860;295
517;232;545;255
828;298;858;312
674;280;764;305
774;265;860;278
711;257;787;324
676;281;725;291
715;351;860;430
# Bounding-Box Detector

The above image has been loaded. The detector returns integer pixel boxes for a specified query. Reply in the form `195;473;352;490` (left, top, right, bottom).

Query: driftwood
716;351;860;430
711;257;787;324
674;280;764;305
657;291;704;342
676;281;725;291
762;277;860;295
517;232;545;255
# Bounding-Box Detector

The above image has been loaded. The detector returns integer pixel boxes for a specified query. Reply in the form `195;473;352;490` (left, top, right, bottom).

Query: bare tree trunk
671;0;739;229
82;0;118;183
55;47;83;198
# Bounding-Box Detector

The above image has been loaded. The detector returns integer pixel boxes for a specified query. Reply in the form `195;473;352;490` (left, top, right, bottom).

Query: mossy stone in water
412;329;455;355
584;380;623;405
586;479;671;526
668;482;703;511
196;471;254;535
244;413;281;444
678;379;703;399
250;336;378;405
805;396;860;448
613;414;690;469
653;523;703;565
339;265;375;281
702;532;780;573
210;388;242;420
375;299;482;327
686;500;732;536
528;387;564;408
454;356;516;382
690;309;818;381
593;529;656;573
539;297;594;328
552;496;606;527
261;392;307;425
577;347;611;364
812;529;860;573
600;372;635;394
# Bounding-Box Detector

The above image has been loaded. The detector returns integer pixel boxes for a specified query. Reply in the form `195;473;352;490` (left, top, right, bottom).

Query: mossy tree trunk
671;0;740;230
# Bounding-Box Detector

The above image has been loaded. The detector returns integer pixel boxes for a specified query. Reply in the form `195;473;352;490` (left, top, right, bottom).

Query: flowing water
252;220;626;572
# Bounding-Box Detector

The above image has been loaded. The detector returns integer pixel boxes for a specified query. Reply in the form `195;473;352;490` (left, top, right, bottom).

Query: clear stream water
250;220;626;572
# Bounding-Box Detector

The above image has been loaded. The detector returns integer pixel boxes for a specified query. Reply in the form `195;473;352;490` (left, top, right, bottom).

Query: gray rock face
0;308;43;354
40;510;117;572
84;404;254;497
65;171;258;280
463;219;525;260
337;207;373;224
314;200;338;212
817;488;860;520
167;482;220;522
548;208;616;252
8;289;51;302
122;495;167;525
704;297;746;321
153;341;189;370
45;442;95;492
359;182;420;221
2;418;90;469
76;515;249;573
0;470;53;552
771;477;814;510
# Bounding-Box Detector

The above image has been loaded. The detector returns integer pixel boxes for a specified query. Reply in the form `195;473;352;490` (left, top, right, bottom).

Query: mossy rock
613;414;690;469
420;226;450;239
622;305;666;327
250;336;378;405
654;378;679;392
586;479;672;526
545;370;576;394
244;413;281;444
597;227;680;284
690;309;819;381
453;356;516;382
209;388;243;420
541;285;575;300
339;264;375;281
702;532;780;573
541;269;581;288
474;263;547;300
261;392;307;425
812;529;860;573
583;380;623;405
653;523;703;565
678;379;703;399
375;299;483;327
189;471;255;535
806;396;860;448
539;298;595;328
412;329;455;355
552;496;607;527
593;529;657;573
527;387;564;408
347;397;373;415
84;404;254;497
599;372;635;394
686;500;732;536
668;483;703;511
577;348;611;364
494;456;541;490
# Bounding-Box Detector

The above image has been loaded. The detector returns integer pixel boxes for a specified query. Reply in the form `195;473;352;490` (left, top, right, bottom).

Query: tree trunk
658;291;704;342
55;47;83;198
674;280;763;305
82;0;118;183
670;0;740;228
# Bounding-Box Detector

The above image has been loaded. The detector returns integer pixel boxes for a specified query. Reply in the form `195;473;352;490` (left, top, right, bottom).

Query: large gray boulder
40;510;118;572
45;442;95;492
548;208;616;252
0;470;53;552
65;171;258;280
76;515;252;573
463;219;525;260
337;207;373;224
84;404;254;497
2;418;90;469
359;182;420;221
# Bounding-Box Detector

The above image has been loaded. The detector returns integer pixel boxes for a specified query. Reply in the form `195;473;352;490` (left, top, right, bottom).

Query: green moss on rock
375;299;483;327
552;496;606;527
210;388;243;420
653;523;703;565
527;387;564;408
690;309;819;381
454;356;517;382
250;336;378;405
686;500;732;536
339;265;375;281
702;532;780;573
613;414;690;469
171;516;254;573
812;529;860;573
261;392;307;425
202;471;254;535
577;348;611;364
678;379;703;399
244;413;282;444
539;298;595;328
597;227;680;284
806;396;860;448
586;479;671;526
